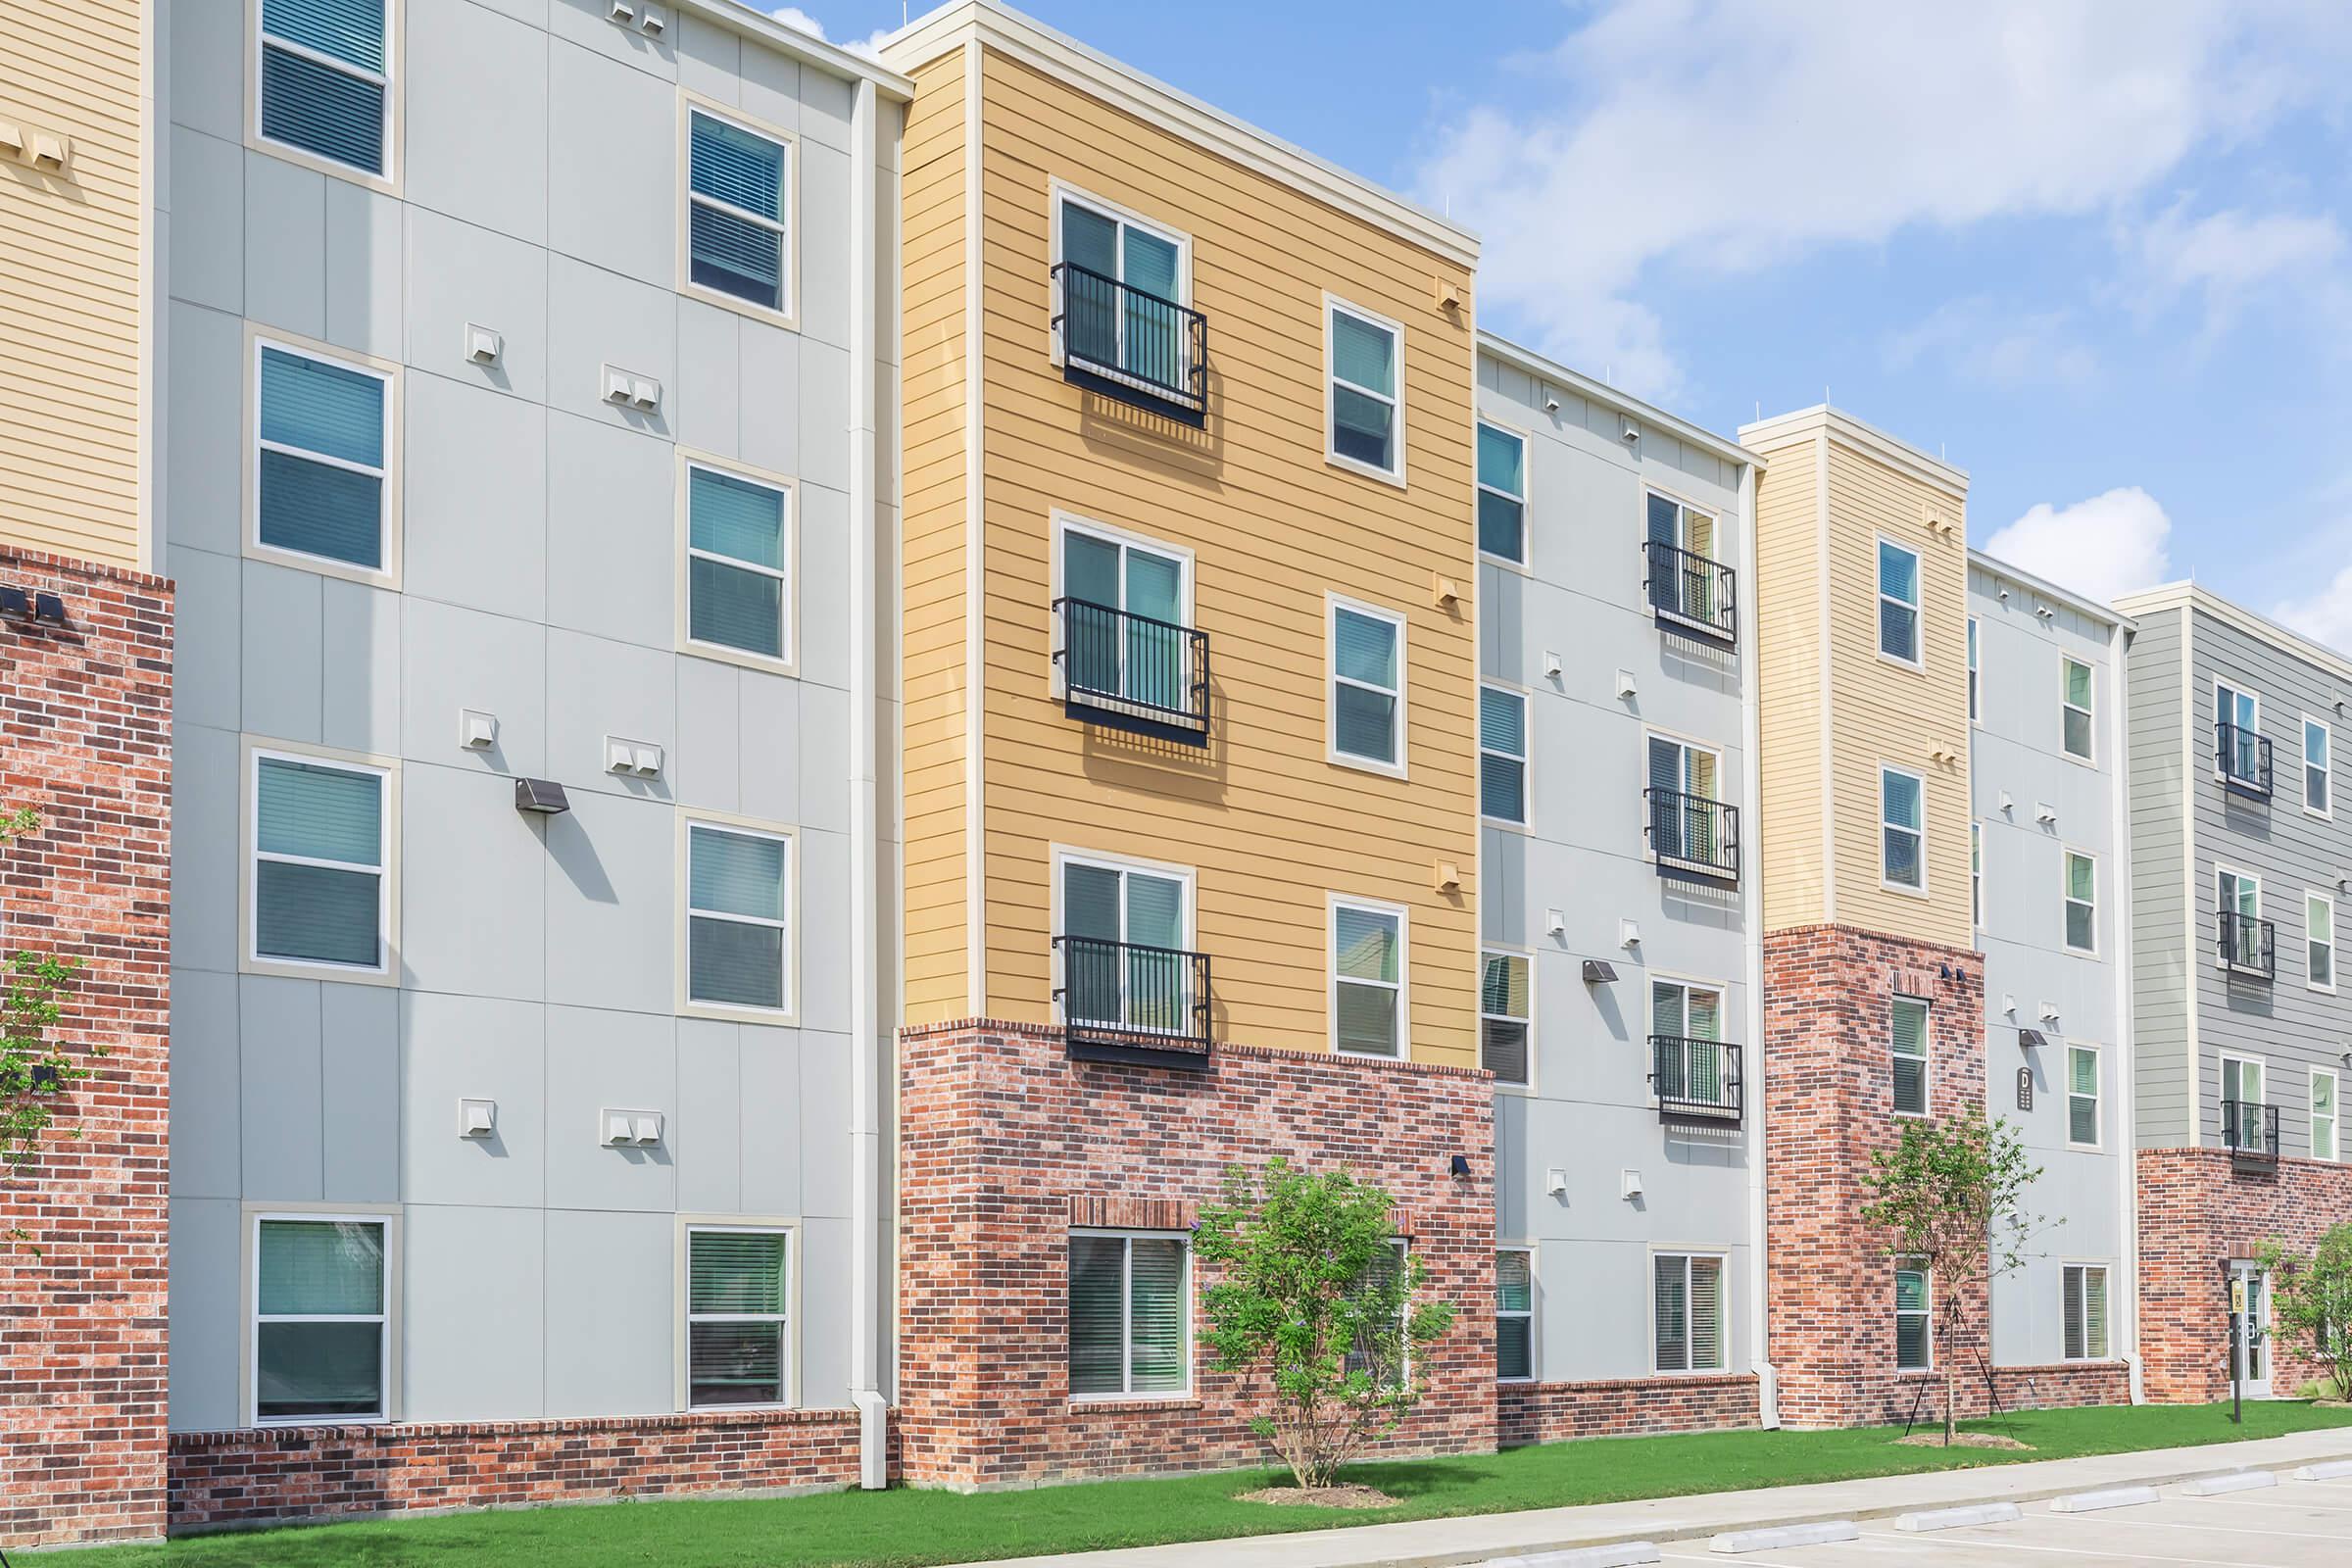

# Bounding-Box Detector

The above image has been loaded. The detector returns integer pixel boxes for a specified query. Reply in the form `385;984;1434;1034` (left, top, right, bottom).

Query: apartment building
1473;336;1766;1440
1967;555;2136;1399
2117;582;2352;1403
155;0;906;1530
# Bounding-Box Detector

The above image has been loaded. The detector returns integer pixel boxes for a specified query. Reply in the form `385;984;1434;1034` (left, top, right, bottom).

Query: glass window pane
256;1320;383;1418
691;829;787;921
1059;201;1118;277
689;556;784;658
1335;684;1397;763
689;1320;785;1405
259;450;384;566
259;1219;383;1314
259;758;381;865
1476;423;1523;495
1068;1236;1125;1396
256;860;380;966
1496;1316;1532;1381
1481;753;1525;821
1481;1018;1528;1084
1653;1254;1688;1372
263;0;387;74
261;348;385;468
1689;1256;1724;1369
1128;1240;1187;1393
1332;385;1395;468
690;468;786;570
1478;489;1524;562
689;113;785;221
1063;529;1120;610
1879;541;1919;604
1337;982;1398;1055
690;1230;787;1315
689;917;784;1009
1334;609;1396;688
1331;310;1396;396
1336;907;1398;982
1882;770;1922;831
2065;660;2091;709
1125;872;1184;951
1481;954;1528;1018
690;205;784;309
1496;1250;1533;1312
1122;228;1180;301
1480;687;1525;755
260;44;386;174
1062;862;1121;943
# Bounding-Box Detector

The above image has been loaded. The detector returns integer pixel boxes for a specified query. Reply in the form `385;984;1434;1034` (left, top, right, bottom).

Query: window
1069;1232;1189;1397
1891;995;1929;1116
1645;492;1727;631
1895;1266;1931;1372
1333;899;1404;1057
256;0;393;178
251;750;389;973
254;339;391;573
2064;850;2096;956
2220;867;2263;970
1648;735;1727;868
1496;1249;1534;1381
2310;892;2336;993
1477;422;1527;563
686;106;791;316
2223;1054;2267;1147
686;1227;791;1407
1058;520;1191;710
1328;299;1402;479
1479;686;1528;823
2062;658;2094;760
2218;682;2262;782
1970;822;1984;932
2314;1067;2340;1162
1055;191;1188;385
1652;977;1728;1108
2063;1264;2110;1361
1330;599;1404;772
1344;1240;1411;1387
2068;1045;2100;1148
254;1215;387;1423
1480;951;1530;1086
1881;765;1925;891
1059;855;1192;1033
1966;617;1980;722
685;821;792;1015
684;461;791;665
1878;539;1922;664
1652;1252;1726;1373
2307;718;2333;816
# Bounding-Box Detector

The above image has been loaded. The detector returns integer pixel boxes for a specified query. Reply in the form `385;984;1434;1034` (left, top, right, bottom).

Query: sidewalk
942;1427;2352;1568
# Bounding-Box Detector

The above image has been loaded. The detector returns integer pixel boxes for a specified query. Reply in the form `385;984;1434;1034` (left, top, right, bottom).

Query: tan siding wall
898;48;972;1025
1751;434;1825;931
0;1;145;569
965;50;1480;1065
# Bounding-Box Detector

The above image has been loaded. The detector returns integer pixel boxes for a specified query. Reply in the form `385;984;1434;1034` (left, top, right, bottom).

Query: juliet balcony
2222;1098;2279;1175
2216;721;2273;798
1642;539;1738;646
1054;934;1213;1070
1051;262;1208;426
2218;910;2276;981
1053;597;1211;744
1644;787;1740;884
1650;1036;1743;1126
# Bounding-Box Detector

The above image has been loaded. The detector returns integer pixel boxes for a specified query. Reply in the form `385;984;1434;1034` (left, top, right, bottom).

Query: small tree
1193;1158;1456;1490
2258;1225;2352;1401
1860;1115;2045;1445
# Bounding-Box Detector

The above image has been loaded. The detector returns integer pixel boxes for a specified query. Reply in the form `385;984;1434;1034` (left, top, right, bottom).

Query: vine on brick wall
2;807;88;1252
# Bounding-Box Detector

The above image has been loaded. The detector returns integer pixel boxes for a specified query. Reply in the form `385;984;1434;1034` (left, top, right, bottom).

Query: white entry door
2230;1260;2273;1398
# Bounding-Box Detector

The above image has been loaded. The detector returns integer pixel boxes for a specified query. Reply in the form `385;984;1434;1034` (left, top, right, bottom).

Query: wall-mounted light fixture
515;778;570;814
1447;1153;1472;1178
1581;958;1619;984
2017;1029;2047;1050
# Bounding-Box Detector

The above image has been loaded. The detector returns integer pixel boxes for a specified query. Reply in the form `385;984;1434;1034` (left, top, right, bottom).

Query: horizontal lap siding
2127;607;2192;1147
971;50;1479;1064
1752;435;1825;930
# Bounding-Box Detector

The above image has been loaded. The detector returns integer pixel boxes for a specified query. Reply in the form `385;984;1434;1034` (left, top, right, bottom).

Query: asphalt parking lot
1654;1472;2352;1566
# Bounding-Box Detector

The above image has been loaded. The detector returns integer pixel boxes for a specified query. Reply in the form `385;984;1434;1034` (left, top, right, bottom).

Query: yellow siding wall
0;1;145;569
1752;435;1825;931
899;48;973;1024
958;48;1480;1064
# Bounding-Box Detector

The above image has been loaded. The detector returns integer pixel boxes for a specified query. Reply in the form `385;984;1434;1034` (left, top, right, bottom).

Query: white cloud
1983;488;2173;607
2120;199;2346;335
1416;2;2352;398
1883;300;2096;387
2273;567;2352;653
768;6;891;57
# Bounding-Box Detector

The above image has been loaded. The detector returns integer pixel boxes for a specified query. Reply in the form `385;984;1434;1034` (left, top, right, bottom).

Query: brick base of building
1497;1374;1759;1446
897;1020;1497;1489
2138;1147;2352;1403
167;1410;872;1532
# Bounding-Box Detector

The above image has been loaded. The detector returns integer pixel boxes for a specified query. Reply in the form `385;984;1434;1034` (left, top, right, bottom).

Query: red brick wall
0;548;172;1547
169;1410;871;1530
897;1020;1496;1489
2138;1148;2352;1403
1497;1374;1757;1446
1763;925;1991;1427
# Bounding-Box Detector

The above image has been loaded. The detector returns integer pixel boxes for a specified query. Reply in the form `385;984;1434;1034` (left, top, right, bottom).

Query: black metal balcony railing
1642;540;1738;645
1651;1037;1742;1124
2219;910;2276;979
1051;263;1207;426
2217;721;2273;797
1644;788;1740;883
1054;597;1210;744
1054;934;1212;1069
2222;1099;2280;1173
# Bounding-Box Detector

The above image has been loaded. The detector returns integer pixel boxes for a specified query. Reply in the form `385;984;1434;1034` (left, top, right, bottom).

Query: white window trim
243;324;403;590
1476;417;1531;570
1891;994;1931;1119
676;808;801;1026
678;92;800;329
243;1203;401;1428
2221;1048;2268;1113
2308;890;2338;996
2215;679;2263;782
1648;1248;1730;1376
1049;845;1199;1037
2303;714;2334;820
2062;1261;2112;1361
1330;892;1409;1060
1047;511;1197;701
1645;970;1731;1113
246;0;402;195
1970;820;1984;936
1479;946;1535;1093
2061;656;2095;764
1326;592;1408;779
2066;1042;2103;1152
674;447;800;675
238;736;400;986
676;1217;800;1412
1479;680;1532;829
1876;535;1925;671
1645;728;1729;872
2311;1065;2342;1164
2216;862;2263;972
1047;178;1195;372
1895;1263;1934;1373
1068;1227;1195;1401
1324;293;1407;487
1966;616;1981;725
1495;1243;1537;1384
2062;847;2098;957
1880;762;1929;897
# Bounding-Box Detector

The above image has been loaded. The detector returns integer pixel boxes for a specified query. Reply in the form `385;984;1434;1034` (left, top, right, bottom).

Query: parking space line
2043;1510;2350;1543
2188;1490;2352;1513
1859;1527;2278;1566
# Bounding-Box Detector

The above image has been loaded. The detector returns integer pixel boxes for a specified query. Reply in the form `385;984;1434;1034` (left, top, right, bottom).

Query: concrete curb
1486;1548;1659;1568
2048;1486;2161;1513
2181;1469;2277;1495
2294;1460;2352;1481
1894;1502;2023;1532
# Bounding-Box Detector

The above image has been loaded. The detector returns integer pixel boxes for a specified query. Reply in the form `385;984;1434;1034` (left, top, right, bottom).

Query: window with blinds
1651;977;1726;1106
1068;1233;1188;1397
686;464;791;662
1334;901;1403;1057
256;342;390;570
253;753;387;970
1060;857;1190;1033
1329;302;1402;476
1060;525;1189;710
255;1216;387;1422
1496;1250;1534;1381
2064;850;2097;955
1895;1266;1931;1371
2062;658;2094;760
1881;766;1925;890
1878;539;1921;664
687;823;791;1013
2068;1045;2100;1148
1343;1240;1409;1387
1891;995;1930;1115
1331;602;1403;769
2314;1068;2340;1163
2062;1263;2109;1361
687;1228;790;1407
1057;196;1186;380
258;0;392;176
2307;719;2333;816
688;109;791;314
1477;422;1527;563
1480;951;1530;1086
1480;686;1528;823
1653;1252;1725;1373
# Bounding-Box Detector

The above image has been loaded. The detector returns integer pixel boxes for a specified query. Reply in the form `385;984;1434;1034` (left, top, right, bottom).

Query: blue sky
776;1;2352;643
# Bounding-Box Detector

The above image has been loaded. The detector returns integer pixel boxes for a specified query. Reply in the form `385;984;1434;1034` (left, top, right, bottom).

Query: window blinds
260;0;388;174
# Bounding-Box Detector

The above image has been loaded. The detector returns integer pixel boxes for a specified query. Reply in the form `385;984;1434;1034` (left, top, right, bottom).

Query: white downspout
1738;456;1778;1428
2110;617;2144;1402
846;74;888;1489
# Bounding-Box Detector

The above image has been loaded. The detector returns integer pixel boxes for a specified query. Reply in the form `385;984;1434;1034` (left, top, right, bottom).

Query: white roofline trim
683;0;913;98
2114;581;2352;687
1968;549;2134;632
1477;332;1757;470
1740;404;1968;496
879;1;1478;268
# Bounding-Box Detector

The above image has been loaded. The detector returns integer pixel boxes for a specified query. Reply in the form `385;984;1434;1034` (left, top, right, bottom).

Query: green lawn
56;1402;2352;1568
